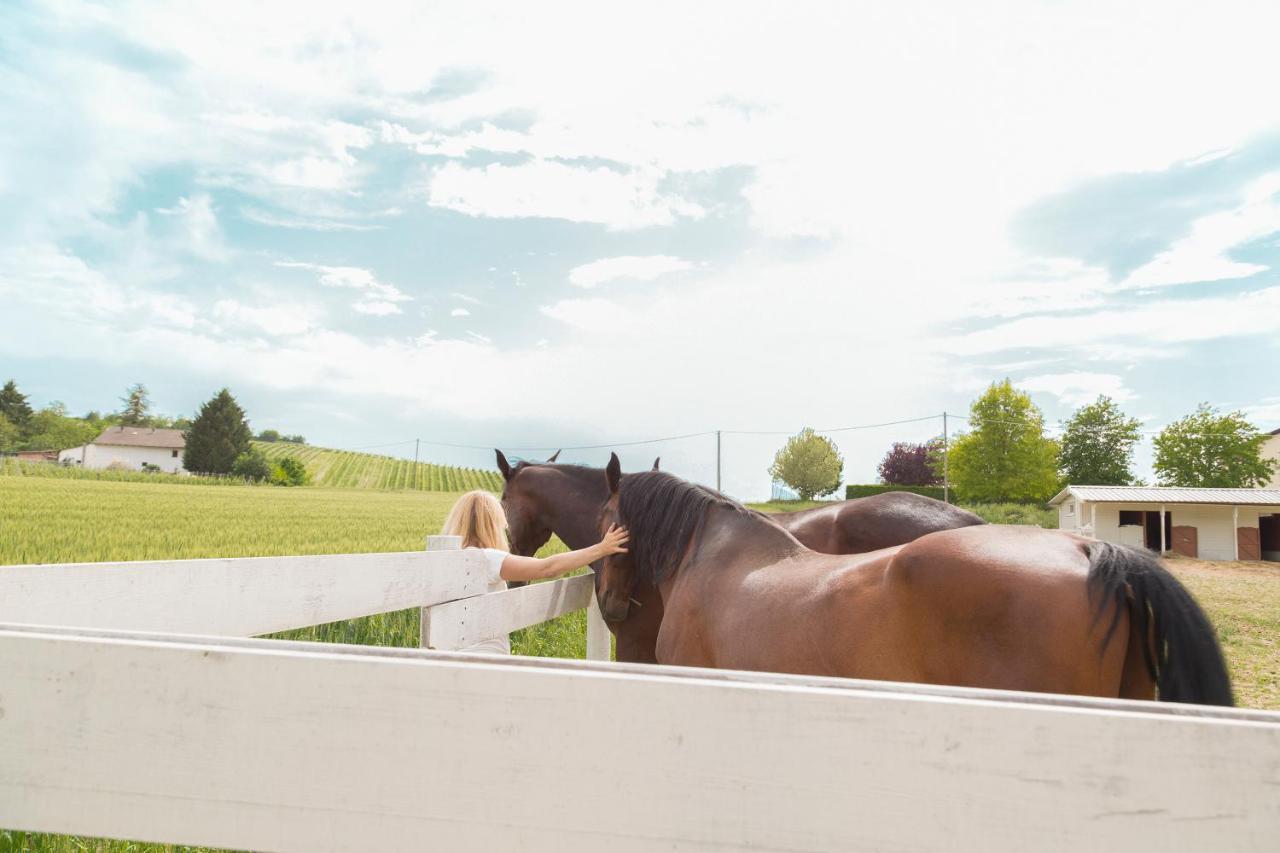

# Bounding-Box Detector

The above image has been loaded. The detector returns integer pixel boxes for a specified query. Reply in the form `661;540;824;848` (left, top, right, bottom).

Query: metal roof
92;426;186;449
1049;485;1280;506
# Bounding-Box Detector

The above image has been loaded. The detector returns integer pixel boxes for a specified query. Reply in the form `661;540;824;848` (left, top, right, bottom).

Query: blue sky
1;0;1278;498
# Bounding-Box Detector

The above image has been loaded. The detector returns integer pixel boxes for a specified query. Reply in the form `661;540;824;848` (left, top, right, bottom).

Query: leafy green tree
22;404;99;450
947;380;1061;503
231;449;273;482
769;428;844;500
1059;396;1142;485
256;429;282;442
0;412;20;452
281;434;306;444
1153;403;1276;488
119;383;151;426
183;388;252;475
0;380;33;433
271;456;311;487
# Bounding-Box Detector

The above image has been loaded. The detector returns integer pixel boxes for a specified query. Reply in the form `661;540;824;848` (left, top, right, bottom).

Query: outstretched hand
599;523;630;555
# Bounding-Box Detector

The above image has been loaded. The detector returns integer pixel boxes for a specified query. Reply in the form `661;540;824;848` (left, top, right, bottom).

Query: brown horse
496;449;986;663
594;460;1233;705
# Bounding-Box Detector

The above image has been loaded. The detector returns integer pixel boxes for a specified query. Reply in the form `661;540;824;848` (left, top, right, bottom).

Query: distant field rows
254;442;501;492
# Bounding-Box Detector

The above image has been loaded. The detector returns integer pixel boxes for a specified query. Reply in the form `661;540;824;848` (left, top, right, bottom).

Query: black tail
1088;541;1233;706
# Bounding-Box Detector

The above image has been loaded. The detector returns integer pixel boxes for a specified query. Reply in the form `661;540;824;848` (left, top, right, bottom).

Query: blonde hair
442;490;509;551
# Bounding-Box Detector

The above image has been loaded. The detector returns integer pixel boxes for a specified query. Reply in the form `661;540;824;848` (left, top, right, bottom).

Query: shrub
271;456;310;487
846;484;946;501
232;449;273;482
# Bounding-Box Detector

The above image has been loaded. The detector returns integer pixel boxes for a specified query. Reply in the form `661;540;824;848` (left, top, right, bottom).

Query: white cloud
539;297;623;329
568;255;693;289
275;262;411;315
427;160;704;230
239;208;385;232
1242;398;1280;428
450;292;484;304
1020;372;1136;406
466;330;492;344
450;307;470;317
213;299;318;335
154;194;228;262
1119;172;1280;290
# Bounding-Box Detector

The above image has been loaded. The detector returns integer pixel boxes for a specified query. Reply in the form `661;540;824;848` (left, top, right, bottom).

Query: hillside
254;442;502;492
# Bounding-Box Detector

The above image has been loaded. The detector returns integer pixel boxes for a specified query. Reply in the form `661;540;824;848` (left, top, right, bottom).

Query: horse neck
539;469;608;550
679;502;803;577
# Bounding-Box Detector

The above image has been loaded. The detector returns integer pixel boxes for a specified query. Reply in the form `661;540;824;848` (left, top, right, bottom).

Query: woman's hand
598;524;629;555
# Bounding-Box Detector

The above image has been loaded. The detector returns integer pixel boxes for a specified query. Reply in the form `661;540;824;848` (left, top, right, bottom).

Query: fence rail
1;544;1278;851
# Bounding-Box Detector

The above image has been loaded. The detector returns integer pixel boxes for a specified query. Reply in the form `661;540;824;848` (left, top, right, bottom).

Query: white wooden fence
1;542;1278;851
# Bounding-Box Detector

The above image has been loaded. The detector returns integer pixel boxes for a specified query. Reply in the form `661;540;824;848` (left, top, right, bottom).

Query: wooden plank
585;586;612;661
423;574;594;649
0;550;490;637
2;628;1278;852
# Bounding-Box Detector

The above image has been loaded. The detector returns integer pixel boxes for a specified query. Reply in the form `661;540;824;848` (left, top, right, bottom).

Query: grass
253;442;501;491
1;476;1274;851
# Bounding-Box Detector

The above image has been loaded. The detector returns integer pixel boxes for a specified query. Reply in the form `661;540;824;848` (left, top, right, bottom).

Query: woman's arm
499;524;629;582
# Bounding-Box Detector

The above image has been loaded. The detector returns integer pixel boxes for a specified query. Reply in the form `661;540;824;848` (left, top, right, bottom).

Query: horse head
595;452;639;623
495;448;561;557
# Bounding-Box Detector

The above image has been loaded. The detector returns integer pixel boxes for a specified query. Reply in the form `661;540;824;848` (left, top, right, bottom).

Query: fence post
421;535;462;648
585;586;612;661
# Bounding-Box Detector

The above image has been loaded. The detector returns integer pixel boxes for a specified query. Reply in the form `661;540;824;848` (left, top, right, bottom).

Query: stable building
58;426;187;474
1050;485;1280;562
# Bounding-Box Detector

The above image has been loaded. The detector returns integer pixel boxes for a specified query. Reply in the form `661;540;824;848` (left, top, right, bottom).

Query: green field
254;442;501;491
2;476;1276;851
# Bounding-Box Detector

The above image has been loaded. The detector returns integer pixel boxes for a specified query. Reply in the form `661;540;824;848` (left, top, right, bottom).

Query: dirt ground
1163;556;1279;710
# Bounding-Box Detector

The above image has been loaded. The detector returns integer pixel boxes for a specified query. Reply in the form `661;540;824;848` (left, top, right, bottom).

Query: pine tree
183;388;252;474
119;383;152;426
0;380;34;432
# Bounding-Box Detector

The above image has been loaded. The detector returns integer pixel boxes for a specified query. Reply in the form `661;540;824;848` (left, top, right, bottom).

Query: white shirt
458;547;510;655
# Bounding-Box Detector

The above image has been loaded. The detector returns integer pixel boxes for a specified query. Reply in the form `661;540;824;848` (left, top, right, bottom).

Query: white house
59;426;187;474
1049;485;1280;562
1264;428;1280;489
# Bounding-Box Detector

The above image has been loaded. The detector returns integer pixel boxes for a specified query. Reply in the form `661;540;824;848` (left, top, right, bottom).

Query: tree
0;380;33;432
1153;403;1276;488
282;434;306;444
1059;396;1142;485
183;388;252;475
256;429;281;442
119;383;151;426
947;380;1060;503
271;456;311;487
768;428;844;500
231;449;273;482
0;413;19;452
877;440;943;486
22;405;98;451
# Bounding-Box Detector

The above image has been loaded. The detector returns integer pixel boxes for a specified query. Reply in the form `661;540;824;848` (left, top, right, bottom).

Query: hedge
845;484;947;501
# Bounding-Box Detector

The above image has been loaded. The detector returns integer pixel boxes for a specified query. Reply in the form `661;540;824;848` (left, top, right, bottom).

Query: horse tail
1087;541;1233;706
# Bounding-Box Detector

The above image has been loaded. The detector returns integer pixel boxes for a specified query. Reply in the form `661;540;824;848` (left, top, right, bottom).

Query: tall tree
1153;403;1276;488
0;413;19;452
769;428;844;500
0;380;33;432
1059;396;1142;485
877;440;943;486
183;388;252;475
119;383;152;426
947;380;1060;503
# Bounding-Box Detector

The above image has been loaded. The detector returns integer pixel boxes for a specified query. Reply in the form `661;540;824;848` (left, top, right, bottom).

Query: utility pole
942;412;950;504
715;430;722;492
413;438;420;491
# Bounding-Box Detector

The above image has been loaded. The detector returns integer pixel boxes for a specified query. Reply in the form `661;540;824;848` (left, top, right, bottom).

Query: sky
1;0;1278;499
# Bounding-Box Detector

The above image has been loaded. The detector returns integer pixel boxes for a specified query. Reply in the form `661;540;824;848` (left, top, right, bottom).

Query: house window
172;450;179;458
1119;510;1143;526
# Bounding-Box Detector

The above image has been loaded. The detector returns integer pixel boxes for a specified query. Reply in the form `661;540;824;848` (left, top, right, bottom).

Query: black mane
617;470;753;585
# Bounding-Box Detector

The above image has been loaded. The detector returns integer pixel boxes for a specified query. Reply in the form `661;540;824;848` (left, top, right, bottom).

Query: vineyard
254;443;502;492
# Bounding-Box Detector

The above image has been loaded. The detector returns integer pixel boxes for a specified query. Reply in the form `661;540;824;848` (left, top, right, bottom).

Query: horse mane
617;470;754;585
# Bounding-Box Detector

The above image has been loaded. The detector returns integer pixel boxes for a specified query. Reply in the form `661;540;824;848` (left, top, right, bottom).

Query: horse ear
495;449;512;481
605;452;622;495
546;450;561;463
652;456;660;471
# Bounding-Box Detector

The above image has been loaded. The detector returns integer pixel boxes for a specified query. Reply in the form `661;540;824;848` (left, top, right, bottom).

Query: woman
439;489;629;654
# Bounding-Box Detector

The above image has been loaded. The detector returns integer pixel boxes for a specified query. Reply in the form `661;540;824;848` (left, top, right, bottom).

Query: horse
495;449;986;663
593;457;1233;705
